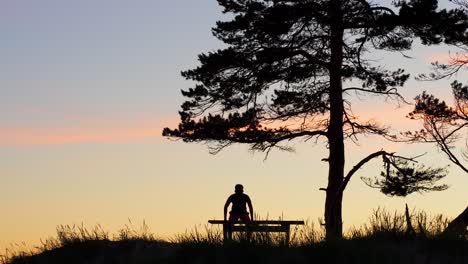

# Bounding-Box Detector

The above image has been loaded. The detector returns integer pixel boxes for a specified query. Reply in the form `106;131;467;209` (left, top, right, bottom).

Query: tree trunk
325;0;345;240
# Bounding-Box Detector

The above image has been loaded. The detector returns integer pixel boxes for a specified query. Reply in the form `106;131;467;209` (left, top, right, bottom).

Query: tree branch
340;150;389;193
343;87;409;104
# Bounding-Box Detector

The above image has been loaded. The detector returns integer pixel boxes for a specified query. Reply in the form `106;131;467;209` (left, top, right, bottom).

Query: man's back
227;193;251;214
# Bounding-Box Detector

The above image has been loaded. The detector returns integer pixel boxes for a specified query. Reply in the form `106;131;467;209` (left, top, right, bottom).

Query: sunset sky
1;0;467;252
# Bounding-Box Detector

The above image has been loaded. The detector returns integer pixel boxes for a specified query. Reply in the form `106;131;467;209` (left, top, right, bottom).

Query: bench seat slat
231;225;289;232
208;220;304;225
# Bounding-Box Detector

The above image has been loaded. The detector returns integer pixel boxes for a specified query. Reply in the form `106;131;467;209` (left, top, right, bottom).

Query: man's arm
224;197;231;221
247;198;254;221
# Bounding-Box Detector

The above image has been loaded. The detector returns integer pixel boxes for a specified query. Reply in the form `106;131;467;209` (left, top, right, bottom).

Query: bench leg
285;225;290;247
228;227;232;241
246;228;252;242
223;223;233;243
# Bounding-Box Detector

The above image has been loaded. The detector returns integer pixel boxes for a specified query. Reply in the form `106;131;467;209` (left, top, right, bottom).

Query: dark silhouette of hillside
5;237;467;264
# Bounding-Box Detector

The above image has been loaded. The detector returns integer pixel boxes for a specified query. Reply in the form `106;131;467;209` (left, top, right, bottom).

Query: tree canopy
165;0;466;150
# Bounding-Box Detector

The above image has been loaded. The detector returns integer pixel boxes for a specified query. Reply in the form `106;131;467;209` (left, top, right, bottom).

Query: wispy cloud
427;52;468;64
0;115;179;146
1;106;419;147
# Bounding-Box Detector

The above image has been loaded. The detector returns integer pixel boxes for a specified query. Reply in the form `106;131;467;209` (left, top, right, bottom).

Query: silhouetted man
224;184;254;223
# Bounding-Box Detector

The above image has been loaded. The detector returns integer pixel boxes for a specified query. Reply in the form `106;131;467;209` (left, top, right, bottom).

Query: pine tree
407;82;468;173
163;0;467;239
406;0;468;173
405;0;468;237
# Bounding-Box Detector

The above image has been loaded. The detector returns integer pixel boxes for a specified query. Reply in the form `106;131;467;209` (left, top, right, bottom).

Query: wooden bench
208;220;305;245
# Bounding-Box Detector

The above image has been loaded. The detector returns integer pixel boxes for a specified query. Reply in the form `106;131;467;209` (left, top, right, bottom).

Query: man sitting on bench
224;184;254;223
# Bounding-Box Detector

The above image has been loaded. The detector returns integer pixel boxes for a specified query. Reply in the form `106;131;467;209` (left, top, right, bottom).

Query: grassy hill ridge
2;208;466;264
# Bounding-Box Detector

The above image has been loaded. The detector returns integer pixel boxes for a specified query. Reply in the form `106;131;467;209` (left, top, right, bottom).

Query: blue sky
1;0;467;252
1;1;220;124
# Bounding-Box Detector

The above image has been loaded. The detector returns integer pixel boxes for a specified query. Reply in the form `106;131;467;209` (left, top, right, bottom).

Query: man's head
235;184;244;194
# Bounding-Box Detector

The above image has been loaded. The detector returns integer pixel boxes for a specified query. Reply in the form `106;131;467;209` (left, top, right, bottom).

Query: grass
0;220;163;264
1;208;466;264
346;207;453;239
